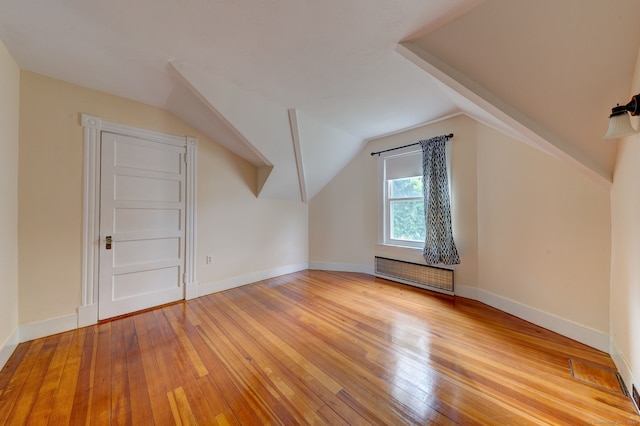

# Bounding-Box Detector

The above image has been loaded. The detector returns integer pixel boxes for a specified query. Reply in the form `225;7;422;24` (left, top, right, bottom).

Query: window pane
389;176;422;198
390;199;426;241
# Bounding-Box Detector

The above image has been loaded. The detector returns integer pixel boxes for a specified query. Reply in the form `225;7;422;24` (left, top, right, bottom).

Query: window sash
386;194;425;248
379;148;425;249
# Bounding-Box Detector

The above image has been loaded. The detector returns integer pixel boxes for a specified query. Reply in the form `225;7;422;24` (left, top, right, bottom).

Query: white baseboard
0;327;19;370
462;286;609;352
19;313;78;343
309;261;374;274
196;263;309;297
611;338;639;412
77;304;98;327
454;284;478;300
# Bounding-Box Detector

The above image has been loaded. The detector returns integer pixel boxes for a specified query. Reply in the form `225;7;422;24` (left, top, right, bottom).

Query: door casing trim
79;114;198;327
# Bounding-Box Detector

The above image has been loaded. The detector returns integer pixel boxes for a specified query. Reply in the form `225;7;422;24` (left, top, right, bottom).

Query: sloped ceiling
406;0;640;186
1;0;639;199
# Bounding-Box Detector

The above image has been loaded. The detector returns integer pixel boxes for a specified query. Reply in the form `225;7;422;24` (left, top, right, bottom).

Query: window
380;149;425;248
378;138;454;256
388;176;425;244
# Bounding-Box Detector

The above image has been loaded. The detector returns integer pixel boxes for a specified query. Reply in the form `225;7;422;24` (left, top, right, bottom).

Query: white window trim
377;140;452;250
378;147;423;249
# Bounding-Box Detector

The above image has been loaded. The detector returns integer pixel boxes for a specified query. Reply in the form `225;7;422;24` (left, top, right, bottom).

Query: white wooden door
98;131;186;320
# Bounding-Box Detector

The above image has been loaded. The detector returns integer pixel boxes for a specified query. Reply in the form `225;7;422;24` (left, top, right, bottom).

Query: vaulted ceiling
2;0;639;199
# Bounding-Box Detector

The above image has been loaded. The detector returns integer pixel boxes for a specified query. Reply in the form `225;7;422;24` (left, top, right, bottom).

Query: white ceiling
1;0;639;199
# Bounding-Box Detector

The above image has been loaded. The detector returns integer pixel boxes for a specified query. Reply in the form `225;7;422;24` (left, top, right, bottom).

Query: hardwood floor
1;270;639;425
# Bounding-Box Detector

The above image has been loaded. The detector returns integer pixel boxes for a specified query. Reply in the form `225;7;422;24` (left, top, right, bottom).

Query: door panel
114;140;183;173
112;267;181;300
114;209;181;232
99;131;186;320
113;238;181;266
115;175;182;202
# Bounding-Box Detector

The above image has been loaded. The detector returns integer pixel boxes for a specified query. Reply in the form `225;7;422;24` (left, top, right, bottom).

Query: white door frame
79;114;198;327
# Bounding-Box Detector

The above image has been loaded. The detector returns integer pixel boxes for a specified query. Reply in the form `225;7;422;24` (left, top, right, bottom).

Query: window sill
375;243;424;264
376;243;422;252
375;244;456;270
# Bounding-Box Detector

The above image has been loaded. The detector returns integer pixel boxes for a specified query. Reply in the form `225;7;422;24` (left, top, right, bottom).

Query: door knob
106;236;112;250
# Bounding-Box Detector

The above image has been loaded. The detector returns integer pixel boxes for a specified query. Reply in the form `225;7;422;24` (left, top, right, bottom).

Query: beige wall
611;133;640;392
197;139;308;284
310;113;611;338
610;48;640;396
476;125;611;333
18;71;308;325
0;40;20;348
308;138;369;268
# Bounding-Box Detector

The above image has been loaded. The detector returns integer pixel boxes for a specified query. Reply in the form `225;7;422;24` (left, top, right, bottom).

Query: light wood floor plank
47;328;87;425
109;319;130;426
68;325;97;424
89;322;112;425
26;331;74;425
1;270;638;425
7;335;59;424
132;311;174;424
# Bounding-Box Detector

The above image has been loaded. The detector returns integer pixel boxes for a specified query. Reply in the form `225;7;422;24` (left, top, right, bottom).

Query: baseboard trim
196;263;309;297
611;338;640;414
0;327;19;371
77;304;98;327
19;314;78;343
309;262;374;274
454;284;478;300
470;287;609;352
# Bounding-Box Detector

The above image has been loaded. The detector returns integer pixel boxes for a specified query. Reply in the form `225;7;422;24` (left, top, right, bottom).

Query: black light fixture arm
610;94;640;117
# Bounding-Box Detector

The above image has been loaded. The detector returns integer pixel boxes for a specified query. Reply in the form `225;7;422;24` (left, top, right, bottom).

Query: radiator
374;256;454;294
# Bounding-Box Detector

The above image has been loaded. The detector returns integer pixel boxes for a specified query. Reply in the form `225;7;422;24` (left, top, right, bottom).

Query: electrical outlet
633;385;640;414
205;256;212;264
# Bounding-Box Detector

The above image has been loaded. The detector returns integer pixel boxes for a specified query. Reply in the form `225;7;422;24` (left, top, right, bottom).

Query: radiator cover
374;256;454;293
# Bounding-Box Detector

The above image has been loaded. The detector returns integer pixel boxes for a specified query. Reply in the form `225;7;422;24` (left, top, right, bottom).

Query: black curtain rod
370;133;454;156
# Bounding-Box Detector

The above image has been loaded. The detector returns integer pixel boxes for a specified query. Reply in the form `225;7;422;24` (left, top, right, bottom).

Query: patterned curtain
420;136;460;265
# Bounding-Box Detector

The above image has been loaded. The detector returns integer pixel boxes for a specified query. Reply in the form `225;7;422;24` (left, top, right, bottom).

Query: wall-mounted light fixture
604;94;640;139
